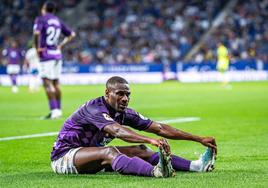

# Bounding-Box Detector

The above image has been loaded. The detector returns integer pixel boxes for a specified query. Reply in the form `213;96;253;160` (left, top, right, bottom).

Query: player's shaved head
105;76;130;112
43;1;56;13
106;76;129;90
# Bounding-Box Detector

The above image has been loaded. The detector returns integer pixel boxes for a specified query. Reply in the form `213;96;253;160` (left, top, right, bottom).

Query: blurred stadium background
0;0;267;84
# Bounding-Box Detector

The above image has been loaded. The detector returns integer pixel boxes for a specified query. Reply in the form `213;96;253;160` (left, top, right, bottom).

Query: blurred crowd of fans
0;0;267;65
194;0;268;63
75;0;226;64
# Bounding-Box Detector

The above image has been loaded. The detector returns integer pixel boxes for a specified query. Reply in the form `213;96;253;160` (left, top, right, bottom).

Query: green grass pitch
0;81;268;188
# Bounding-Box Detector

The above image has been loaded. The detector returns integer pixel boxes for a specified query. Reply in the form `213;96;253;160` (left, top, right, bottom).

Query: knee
54;84;60;92
104;147;121;161
44;83;55;93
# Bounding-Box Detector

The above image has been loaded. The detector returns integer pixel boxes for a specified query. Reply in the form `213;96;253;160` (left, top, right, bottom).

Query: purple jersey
2;48;23;65
51;96;152;161
33;13;72;61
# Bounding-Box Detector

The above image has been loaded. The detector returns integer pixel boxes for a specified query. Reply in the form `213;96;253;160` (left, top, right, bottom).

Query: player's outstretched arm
145;122;217;153
103;123;163;147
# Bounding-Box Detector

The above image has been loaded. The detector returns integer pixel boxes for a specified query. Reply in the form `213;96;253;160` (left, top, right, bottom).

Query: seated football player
51;76;217;177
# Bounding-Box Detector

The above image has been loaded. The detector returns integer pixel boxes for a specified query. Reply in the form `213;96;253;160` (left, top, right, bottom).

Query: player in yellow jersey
216;42;231;87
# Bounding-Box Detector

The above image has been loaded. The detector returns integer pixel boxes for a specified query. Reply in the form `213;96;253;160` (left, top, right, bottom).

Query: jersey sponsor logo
138;112;148;120
102;113;114;121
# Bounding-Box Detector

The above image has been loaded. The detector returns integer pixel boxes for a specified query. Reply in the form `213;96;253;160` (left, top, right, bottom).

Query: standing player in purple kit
2;40;24;93
51;76;217;177
33;1;76;119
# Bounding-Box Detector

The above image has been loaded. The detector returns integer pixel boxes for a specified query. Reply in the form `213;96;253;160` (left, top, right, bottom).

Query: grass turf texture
0;81;267;188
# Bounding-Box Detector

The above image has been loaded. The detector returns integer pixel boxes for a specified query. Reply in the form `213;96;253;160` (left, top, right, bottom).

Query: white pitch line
159;117;201;124
0;117;64;121
0;132;58;141
0;117;200;142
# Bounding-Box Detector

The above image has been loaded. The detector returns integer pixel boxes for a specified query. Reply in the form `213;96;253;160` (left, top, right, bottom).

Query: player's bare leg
74;147;120;174
42;78;60;119
116;144;155;160
74;146;169;177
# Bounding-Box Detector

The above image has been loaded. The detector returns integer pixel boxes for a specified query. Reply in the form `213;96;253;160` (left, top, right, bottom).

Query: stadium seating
191;0;268;63
0;0;267;64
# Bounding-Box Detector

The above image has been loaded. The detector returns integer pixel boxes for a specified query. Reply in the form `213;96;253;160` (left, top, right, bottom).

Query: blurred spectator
2;40;24;93
216;42;231;86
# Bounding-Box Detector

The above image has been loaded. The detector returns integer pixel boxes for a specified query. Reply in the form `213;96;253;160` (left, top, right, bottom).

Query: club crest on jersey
138;112;148;120
103;113;113;121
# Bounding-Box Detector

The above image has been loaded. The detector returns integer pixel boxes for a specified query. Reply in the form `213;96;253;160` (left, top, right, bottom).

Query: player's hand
200;137;217;154
159;138;171;155
37;48;45;57
37;48;45;53
149;138;164;147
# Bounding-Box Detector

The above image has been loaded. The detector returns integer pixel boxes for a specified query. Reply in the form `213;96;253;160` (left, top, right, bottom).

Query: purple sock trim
57;100;61;109
112;154;124;170
49;99;58;110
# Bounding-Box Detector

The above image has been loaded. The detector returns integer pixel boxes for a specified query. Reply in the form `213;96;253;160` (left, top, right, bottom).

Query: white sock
189;159;202;172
